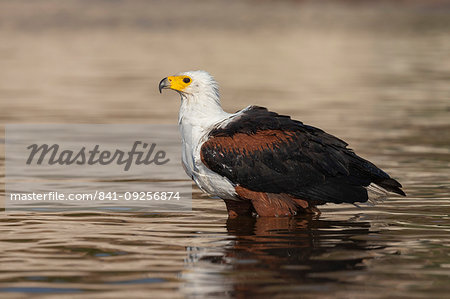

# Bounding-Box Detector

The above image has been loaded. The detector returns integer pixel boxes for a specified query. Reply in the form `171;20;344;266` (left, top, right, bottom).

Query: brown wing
200;106;404;206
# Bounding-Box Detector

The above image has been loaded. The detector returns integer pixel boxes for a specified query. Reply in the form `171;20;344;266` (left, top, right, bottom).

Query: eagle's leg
302;204;321;215
223;199;254;218
235;186;321;217
251;197;321;217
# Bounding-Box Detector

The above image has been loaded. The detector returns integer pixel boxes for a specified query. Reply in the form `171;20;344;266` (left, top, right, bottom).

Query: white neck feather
178;91;230;129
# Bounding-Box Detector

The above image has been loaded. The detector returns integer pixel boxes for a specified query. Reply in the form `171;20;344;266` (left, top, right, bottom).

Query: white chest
179;121;237;200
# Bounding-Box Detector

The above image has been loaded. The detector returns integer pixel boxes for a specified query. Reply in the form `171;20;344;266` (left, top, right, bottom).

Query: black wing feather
202;106;405;204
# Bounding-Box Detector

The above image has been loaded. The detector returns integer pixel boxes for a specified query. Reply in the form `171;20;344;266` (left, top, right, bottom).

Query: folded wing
200;106;404;205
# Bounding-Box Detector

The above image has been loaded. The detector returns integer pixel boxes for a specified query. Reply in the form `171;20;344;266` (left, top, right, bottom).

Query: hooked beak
158;77;170;93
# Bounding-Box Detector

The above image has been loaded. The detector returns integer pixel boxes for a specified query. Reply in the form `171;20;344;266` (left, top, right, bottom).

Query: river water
0;1;449;298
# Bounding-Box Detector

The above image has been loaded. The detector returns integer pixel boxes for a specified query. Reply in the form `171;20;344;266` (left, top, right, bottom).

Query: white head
159;70;229;127
159;70;220;105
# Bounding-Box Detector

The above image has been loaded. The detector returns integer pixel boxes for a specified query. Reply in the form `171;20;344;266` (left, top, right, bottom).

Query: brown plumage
200;106;405;217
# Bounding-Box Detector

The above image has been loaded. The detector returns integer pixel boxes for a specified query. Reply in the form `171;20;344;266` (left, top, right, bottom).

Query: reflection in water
184;215;377;297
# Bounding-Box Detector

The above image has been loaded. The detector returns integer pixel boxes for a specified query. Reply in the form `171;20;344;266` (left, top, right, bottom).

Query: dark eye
183;77;191;83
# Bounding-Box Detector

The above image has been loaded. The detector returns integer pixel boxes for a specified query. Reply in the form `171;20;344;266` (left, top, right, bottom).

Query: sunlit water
0;1;449;298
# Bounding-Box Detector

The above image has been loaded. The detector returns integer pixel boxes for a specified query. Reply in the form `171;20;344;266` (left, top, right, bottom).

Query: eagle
159;70;405;217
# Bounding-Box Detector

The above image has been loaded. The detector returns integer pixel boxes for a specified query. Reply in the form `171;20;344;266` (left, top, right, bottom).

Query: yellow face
166;75;192;92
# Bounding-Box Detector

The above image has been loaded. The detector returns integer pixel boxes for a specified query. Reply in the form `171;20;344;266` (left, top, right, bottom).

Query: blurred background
0;0;448;126
0;0;449;298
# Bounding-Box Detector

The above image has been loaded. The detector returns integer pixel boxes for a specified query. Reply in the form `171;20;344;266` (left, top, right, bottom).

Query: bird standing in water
159;70;405;217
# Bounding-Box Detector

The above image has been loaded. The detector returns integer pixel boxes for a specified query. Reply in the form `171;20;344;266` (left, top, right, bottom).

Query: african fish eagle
159;70;405;217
